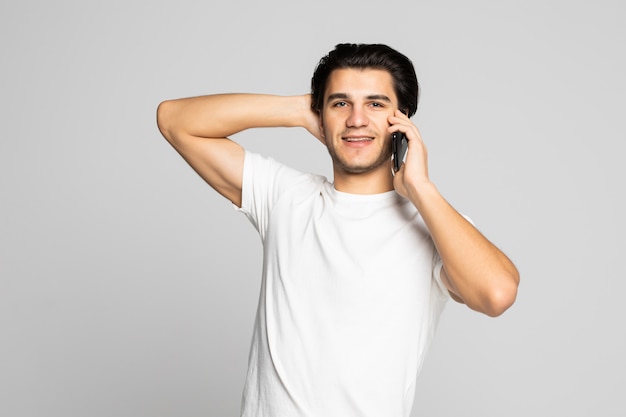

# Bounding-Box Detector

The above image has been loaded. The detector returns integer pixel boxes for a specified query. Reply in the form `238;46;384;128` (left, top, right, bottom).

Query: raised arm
389;110;519;317
156;94;322;207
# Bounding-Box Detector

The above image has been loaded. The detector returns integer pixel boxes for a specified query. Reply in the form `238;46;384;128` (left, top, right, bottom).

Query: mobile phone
391;132;408;172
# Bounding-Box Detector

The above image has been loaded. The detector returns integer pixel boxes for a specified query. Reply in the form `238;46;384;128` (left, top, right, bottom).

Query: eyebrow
326;93;392;103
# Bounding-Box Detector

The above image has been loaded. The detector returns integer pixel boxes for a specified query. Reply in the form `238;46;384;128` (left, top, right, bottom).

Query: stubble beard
326;136;392;175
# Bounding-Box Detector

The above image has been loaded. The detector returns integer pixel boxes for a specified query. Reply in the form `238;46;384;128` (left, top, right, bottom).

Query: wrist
405;180;440;210
272;95;307;128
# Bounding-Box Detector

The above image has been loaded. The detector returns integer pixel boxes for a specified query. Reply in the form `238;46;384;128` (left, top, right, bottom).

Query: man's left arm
389;111;520;317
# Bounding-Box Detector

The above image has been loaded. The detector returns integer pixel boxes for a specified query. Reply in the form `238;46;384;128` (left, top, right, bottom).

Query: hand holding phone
391;132;408;173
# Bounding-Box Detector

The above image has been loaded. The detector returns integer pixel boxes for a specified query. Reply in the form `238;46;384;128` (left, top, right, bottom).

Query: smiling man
157;43;519;417
321;68;396;179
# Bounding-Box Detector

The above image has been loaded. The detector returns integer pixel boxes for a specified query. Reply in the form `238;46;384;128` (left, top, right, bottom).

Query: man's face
321;68;399;175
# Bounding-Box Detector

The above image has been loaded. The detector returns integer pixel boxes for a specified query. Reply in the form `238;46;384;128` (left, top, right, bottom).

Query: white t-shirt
237;151;449;417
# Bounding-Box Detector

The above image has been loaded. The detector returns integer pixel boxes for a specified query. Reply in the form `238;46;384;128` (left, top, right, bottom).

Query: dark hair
311;43;420;117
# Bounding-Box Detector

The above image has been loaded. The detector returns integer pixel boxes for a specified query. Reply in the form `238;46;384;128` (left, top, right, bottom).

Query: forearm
157;93;313;142
408;182;519;316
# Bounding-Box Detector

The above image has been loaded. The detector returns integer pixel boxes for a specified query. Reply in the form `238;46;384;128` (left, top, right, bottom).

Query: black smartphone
391;132;408;172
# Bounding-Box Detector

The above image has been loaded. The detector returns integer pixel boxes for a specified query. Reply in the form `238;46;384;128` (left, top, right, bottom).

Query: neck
332;165;394;194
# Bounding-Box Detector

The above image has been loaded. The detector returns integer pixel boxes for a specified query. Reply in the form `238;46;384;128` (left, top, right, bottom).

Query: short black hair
311;43;419;117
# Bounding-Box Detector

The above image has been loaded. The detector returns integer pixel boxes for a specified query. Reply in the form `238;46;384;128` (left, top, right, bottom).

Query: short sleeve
234;151;316;241
431;251;448;299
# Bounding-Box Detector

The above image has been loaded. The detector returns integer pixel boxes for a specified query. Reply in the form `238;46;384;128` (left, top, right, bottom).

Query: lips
342;136;374;142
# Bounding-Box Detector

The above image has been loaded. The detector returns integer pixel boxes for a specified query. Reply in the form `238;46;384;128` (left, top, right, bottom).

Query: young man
157;43;519;417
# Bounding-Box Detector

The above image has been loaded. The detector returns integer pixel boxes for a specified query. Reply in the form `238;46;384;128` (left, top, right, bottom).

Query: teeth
344;137;372;142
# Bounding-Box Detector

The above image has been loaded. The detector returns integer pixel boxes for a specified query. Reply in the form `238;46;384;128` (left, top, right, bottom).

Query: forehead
324;68;397;102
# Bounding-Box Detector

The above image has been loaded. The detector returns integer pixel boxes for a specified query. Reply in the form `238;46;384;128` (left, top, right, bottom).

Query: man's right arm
156;94;321;207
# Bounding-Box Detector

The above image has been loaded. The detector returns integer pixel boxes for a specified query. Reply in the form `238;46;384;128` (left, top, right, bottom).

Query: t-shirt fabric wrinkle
235;151;449;417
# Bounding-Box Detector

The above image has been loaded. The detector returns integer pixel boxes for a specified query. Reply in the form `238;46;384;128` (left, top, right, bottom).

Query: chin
327;141;392;174
332;154;391;175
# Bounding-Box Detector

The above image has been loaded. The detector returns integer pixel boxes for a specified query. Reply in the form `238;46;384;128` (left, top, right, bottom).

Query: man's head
311;43;419;117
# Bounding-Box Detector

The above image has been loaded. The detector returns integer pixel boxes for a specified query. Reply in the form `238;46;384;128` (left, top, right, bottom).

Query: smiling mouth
343;137;374;142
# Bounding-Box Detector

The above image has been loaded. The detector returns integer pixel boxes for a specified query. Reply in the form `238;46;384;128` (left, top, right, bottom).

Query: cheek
321;121;339;139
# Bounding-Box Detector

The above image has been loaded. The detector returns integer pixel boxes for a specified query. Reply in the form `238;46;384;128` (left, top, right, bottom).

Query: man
157;43;519;417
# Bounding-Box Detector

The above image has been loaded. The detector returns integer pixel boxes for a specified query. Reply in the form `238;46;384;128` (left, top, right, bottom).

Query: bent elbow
156;100;177;143
484;271;520;317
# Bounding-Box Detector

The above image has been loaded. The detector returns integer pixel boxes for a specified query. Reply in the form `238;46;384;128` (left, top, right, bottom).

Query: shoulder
240;150;328;214
244;151;327;192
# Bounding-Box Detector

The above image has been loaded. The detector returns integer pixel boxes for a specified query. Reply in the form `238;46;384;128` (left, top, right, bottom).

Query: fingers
388;109;430;185
387;110;421;141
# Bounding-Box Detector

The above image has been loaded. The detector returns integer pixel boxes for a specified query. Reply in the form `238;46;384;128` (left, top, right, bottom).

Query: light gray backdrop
1;0;624;416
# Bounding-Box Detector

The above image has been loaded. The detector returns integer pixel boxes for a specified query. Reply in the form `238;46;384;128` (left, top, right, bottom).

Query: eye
333;101;348;107
369;101;385;108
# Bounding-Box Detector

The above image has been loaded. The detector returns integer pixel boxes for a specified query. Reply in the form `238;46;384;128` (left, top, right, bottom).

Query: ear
317;112;327;145
318;112;325;138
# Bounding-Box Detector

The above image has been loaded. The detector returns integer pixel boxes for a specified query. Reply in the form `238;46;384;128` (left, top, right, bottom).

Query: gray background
1;0;624;416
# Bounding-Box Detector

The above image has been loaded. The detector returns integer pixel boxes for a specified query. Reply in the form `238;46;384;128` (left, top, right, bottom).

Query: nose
346;106;369;128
